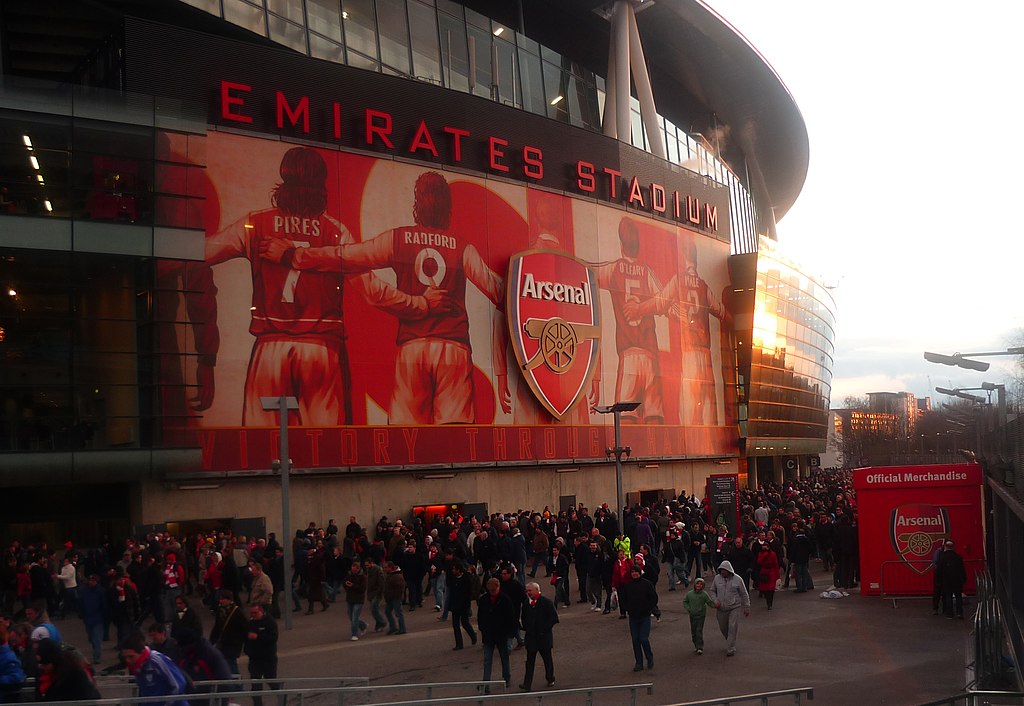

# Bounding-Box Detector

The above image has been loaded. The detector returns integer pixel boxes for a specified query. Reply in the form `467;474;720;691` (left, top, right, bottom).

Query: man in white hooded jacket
707;560;750;656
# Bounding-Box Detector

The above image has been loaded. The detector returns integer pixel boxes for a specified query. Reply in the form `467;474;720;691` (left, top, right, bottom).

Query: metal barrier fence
880;559;985;608
917;691;1024;706
661;687;814;705
36;680;654;706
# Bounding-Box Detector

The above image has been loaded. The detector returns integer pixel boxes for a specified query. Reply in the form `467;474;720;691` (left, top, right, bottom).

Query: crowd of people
0;470;881;701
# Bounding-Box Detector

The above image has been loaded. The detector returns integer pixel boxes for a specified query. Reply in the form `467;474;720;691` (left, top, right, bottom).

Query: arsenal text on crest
519;273;592;306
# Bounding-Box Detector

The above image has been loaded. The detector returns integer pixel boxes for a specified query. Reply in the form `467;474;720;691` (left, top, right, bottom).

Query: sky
701;1;1024;406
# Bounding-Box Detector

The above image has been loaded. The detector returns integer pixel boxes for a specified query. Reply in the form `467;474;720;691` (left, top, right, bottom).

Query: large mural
158;132;737;471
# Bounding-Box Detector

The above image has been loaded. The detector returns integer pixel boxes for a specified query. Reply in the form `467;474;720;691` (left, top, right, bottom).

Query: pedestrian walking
755;542;780;610
619;565;657;671
448;563;477;650
343;561;368;641
244;603;280;706
708;560;750;656
683;577;715;654
383;561;407;635
476;578;516;688
519;582;558;692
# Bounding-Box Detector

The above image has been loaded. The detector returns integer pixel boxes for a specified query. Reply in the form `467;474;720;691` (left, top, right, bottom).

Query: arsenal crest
507;250;601;420
890;503;949;574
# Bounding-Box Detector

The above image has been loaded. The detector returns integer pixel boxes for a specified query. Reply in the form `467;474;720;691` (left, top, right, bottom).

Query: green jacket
683;587;715;618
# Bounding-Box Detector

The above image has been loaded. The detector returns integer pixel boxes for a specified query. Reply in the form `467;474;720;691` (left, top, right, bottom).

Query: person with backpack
121;629;190;706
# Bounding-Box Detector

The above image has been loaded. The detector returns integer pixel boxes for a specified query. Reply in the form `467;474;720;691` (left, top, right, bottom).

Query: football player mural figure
203;147;438;426
624;235;727;426
260;170;506;425
592;217;665;424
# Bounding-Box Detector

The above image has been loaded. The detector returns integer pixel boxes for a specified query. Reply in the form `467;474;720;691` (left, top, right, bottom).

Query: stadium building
0;0;835;542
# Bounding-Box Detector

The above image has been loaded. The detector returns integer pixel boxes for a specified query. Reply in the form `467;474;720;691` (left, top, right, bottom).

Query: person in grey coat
707;560;750;656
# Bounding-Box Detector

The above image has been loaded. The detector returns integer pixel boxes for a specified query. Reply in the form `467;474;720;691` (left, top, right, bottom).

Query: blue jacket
133;648;190;706
79;584;107;627
0;643;26;699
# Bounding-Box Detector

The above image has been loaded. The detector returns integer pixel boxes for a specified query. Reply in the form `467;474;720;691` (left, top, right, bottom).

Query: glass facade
734;237;836;455
0;249;151;451
0;81;207;229
0;83;209;453
174;0;759;251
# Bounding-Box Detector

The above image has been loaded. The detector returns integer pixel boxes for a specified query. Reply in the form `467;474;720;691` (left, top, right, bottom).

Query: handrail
39;681;509;706
661;686;814;705
917;690;1024;706
366;683;655;706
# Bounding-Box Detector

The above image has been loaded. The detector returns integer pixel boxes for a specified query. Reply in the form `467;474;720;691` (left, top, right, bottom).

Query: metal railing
35;679;506;705
917;691;1024;706
38;681;654;706
879;559;985;608
366;683;655;705
662;687;814;705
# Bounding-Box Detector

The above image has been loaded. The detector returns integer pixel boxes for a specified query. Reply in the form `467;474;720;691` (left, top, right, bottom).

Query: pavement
54;562;971;705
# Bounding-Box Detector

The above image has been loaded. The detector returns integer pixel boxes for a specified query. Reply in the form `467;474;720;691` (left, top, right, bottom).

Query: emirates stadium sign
507;251;601;420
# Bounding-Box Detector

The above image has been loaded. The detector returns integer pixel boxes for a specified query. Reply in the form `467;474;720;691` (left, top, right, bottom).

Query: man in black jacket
936;540;967;619
619;566;657;671
210;593;248;675
476;578;517;687
723;536;754;590
244;603;279;706
448;563;477;650
519;582;558;691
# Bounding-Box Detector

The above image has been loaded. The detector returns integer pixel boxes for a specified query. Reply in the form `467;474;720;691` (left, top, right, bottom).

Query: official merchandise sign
507;251;601;419
853;463;984;596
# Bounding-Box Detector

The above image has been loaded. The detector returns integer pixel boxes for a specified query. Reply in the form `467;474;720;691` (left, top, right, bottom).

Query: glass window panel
493;36;518;107
437;12;469;92
342;0;378;61
310;32;345;63
630;102;644;150
542;61;567;121
466;24;491;98
307;0;342;40
566;74;584;127
347;48;380;71
465;7;488;29
517;47;546;116
268;0;305;23
269;14;308;52
408;1;441;83
436;0;461;17
516;32;539;56
375;0;410;74
224;0;268;35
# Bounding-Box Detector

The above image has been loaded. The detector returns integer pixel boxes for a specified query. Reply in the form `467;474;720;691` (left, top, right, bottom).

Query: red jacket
755;547;780;592
611;558;633;590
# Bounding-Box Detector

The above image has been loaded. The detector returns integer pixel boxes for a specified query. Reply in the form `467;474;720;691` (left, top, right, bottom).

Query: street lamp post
923;347;1024;372
593;401;640;527
261;395;298;630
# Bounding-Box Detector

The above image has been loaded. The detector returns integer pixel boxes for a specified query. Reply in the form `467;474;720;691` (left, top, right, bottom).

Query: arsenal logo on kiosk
890;503;950;575
507;251;601;420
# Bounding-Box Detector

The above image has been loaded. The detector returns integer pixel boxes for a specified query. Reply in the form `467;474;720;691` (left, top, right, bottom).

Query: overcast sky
701;1;1024;405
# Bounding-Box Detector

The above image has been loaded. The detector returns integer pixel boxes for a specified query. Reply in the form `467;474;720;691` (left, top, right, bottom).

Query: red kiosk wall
853;463;984;597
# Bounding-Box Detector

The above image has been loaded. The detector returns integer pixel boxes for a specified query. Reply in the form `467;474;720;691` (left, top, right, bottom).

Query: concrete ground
56;562;971;705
